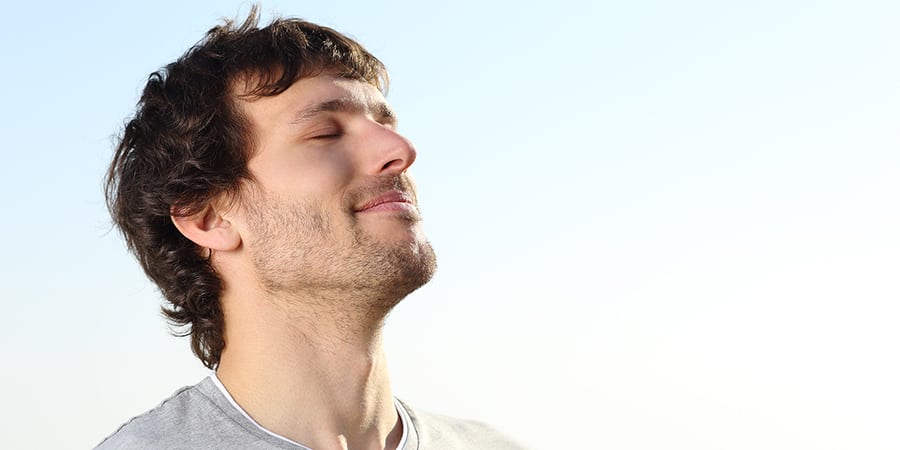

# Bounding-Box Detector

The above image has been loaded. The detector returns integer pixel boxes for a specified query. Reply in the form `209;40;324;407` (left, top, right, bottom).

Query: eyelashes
305;122;343;140
303;117;396;141
310;131;342;140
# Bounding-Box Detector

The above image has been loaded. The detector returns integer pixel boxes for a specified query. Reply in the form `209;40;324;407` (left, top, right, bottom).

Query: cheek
300;150;355;188
252;148;356;198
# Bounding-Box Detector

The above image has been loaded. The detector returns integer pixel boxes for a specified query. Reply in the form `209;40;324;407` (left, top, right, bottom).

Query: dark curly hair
105;6;388;369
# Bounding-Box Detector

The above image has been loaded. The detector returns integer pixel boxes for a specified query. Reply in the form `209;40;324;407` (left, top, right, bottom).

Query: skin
172;74;436;450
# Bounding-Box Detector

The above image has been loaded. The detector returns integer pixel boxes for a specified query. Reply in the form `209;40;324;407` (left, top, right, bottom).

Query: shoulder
94;378;240;449
399;401;529;450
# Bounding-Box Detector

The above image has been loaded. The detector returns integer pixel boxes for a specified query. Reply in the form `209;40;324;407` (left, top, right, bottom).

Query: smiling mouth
355;190;418;214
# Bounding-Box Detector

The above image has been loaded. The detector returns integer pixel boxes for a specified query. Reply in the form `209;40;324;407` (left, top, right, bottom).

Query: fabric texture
95;377;525;449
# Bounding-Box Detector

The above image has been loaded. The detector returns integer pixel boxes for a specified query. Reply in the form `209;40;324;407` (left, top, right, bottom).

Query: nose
363;122;417;176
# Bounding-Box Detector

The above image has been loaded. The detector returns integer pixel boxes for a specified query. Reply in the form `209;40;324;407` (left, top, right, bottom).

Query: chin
361;237;437;311
364;217;428;246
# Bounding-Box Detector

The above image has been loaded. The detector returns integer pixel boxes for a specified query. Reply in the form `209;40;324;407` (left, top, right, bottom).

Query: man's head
107;8;435;369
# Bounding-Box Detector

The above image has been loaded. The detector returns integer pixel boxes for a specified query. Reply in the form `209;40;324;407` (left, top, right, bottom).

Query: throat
215;299;399;449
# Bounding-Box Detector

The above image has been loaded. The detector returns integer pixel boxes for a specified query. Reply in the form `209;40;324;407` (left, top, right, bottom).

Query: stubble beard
244;185;437;316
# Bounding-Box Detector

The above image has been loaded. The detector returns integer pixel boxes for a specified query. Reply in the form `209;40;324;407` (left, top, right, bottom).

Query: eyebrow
290;98;397;125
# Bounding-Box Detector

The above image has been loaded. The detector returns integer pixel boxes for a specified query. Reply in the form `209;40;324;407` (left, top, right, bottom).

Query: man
97;7;523;450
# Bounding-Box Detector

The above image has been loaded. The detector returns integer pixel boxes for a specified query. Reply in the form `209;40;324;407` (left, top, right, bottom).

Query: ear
171;204;241;252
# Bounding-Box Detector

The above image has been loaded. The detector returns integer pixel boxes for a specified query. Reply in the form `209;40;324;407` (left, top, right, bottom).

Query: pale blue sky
1;1;898;449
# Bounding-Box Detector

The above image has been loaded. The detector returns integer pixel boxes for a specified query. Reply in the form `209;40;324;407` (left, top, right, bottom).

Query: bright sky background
1;1;898;449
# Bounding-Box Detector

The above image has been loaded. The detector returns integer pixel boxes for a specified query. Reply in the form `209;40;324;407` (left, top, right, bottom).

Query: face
231;74;436;309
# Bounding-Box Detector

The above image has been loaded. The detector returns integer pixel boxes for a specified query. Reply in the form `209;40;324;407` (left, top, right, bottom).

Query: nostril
382;159;402;171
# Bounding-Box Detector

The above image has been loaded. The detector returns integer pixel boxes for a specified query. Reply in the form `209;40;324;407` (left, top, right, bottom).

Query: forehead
236;75;388;129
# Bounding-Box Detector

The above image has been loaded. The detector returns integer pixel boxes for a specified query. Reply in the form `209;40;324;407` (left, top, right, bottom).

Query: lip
355;190;416;213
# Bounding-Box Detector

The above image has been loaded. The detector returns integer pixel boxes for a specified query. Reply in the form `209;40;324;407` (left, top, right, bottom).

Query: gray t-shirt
95;377;525;449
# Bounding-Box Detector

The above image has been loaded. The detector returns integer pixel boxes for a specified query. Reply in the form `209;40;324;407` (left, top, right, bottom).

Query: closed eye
306;125;343;140
310;132;342;140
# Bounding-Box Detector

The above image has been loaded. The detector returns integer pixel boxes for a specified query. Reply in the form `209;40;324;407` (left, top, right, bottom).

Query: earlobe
171;205;242;252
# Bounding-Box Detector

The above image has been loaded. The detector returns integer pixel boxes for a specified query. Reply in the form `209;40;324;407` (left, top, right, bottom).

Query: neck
216;287;402;450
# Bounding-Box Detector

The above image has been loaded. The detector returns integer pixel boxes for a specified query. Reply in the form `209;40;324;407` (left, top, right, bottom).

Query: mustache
345;175;418;211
